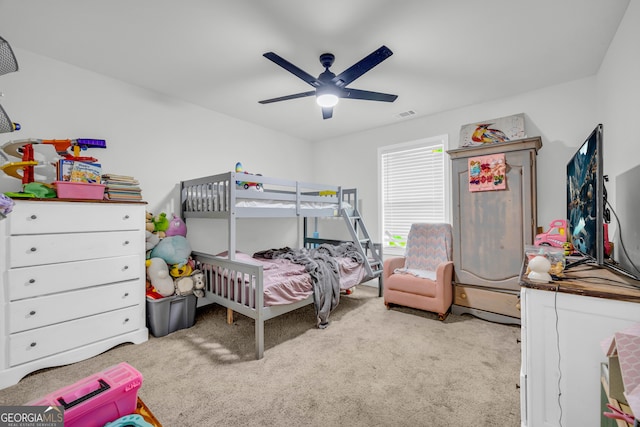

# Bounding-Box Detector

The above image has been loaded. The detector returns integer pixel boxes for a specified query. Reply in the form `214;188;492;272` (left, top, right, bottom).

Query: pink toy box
54;181;105;200
26;362;143;427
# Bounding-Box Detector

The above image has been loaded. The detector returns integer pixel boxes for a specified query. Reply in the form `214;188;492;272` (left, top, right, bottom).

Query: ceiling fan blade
321;107;333;120
332;45;393;87
341;88;397;102
263;52;321;88
259;90;316;104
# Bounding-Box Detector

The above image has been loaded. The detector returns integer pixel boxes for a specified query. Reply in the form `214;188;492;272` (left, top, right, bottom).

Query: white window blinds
380;137;446;251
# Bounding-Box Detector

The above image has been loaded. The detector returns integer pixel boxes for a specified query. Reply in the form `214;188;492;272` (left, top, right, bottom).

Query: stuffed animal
191;269;205;298
145;211;155;232
174;276;194;296
149;235;191;267
0;193;14;216
146;257;175;297
170;262;193;278
145;230;160;252
165;213;187;237
153;212;169;238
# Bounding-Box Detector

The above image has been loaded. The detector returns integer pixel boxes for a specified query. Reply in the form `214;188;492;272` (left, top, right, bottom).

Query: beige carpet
0;285;521;426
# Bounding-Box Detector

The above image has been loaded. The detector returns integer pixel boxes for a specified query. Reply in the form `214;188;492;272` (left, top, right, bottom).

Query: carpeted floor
0;284;522;426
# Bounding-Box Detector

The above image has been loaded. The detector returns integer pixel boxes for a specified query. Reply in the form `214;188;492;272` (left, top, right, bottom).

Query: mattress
218;251;365;306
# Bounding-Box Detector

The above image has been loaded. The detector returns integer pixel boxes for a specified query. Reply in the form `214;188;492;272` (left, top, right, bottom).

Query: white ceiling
0;0;630;142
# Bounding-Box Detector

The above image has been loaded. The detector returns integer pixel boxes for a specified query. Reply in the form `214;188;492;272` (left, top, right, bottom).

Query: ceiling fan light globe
316;93;339;108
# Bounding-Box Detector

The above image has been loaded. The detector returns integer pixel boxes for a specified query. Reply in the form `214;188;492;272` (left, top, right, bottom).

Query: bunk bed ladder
341;208;384;296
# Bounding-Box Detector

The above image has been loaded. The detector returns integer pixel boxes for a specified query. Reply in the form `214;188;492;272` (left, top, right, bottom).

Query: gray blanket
254;242;364;328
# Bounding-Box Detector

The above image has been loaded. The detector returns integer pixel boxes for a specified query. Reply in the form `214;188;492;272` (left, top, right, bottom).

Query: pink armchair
383;223;454;320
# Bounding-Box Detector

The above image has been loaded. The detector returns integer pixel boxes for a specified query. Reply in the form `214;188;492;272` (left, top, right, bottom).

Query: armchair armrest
383;257;406;280
435;260;455;301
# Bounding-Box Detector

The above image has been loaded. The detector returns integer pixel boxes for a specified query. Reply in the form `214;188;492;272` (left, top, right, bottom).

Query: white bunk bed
180;171;383;359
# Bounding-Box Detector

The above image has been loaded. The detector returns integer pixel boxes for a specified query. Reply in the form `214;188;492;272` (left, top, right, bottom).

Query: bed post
255;269;265;359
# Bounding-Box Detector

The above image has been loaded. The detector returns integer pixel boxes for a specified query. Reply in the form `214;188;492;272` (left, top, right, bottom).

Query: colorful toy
165;213;187;237
149;235;192;267
145;257;175;297
235;162;263;191
170;261;193;278
535;219;568;248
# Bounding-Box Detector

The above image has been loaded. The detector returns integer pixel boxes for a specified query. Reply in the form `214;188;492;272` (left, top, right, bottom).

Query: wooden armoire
447;137;542;324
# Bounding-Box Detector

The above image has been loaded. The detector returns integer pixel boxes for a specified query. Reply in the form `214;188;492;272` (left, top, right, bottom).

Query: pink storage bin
54;181;105;200
26;362;143;427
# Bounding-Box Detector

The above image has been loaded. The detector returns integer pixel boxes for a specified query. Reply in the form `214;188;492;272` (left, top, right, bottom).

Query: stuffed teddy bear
145;211;155;232
146;257;175;297
165;213;187;237
149;235;191;267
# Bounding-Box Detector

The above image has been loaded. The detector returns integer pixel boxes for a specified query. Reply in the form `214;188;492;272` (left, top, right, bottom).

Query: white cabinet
0;200;148;389
520;267;640;427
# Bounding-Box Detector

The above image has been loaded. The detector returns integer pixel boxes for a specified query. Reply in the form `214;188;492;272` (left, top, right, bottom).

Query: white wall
312;2;640;246
312;77;597;243
597;0;640;211
2;1;638;253
0;49;314;254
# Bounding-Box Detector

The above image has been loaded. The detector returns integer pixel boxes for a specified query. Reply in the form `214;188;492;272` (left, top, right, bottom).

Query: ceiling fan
259;45;398;119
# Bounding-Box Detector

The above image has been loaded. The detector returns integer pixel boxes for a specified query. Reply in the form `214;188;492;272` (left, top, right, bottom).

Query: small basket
54;181;105;200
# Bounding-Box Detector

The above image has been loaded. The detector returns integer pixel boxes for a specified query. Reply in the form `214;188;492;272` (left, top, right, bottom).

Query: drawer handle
30;342;37;348
123;215;130;220
29;310;36;316
28;278;36;284
123;265;129;270
460;293;467;299
30;214;37;220
124;292;129;297
30;247;37;252
124;318;130;324
123;240;130;246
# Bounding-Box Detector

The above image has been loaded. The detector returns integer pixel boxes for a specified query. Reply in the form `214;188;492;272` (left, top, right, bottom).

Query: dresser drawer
8;201;143;235
8;231;142;267
454;284;521;319
7;255;142;300
9;306;142;366
9;280;141;333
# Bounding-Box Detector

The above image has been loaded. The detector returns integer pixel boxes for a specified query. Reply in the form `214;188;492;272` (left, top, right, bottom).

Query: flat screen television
566;124;605;265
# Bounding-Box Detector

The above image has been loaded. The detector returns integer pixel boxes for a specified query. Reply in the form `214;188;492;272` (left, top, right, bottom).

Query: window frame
378;135;450;256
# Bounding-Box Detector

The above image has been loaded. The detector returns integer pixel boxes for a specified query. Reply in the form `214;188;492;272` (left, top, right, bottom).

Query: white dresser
520;264;640;427
0;200;148;390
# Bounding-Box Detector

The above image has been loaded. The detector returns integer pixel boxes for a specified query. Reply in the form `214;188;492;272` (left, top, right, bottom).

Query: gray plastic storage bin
146;294;197;337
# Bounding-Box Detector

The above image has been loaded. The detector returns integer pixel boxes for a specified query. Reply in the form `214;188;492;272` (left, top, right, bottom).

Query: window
379;135;448;253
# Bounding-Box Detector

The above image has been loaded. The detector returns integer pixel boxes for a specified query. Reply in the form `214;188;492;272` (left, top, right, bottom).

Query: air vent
395;110;416;119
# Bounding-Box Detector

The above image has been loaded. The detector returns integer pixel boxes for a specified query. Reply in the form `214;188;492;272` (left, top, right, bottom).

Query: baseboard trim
452;304;521;326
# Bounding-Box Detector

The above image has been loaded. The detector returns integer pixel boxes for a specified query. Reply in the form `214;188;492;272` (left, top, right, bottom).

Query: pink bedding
223;251;365;306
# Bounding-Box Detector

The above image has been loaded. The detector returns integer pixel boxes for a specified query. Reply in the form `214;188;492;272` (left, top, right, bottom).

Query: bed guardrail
180;172;357;219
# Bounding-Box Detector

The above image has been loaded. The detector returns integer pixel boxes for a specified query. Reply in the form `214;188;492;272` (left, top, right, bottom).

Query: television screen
566;124;604;265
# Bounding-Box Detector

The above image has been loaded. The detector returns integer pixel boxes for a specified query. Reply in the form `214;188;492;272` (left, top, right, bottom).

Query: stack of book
102;174;143;201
